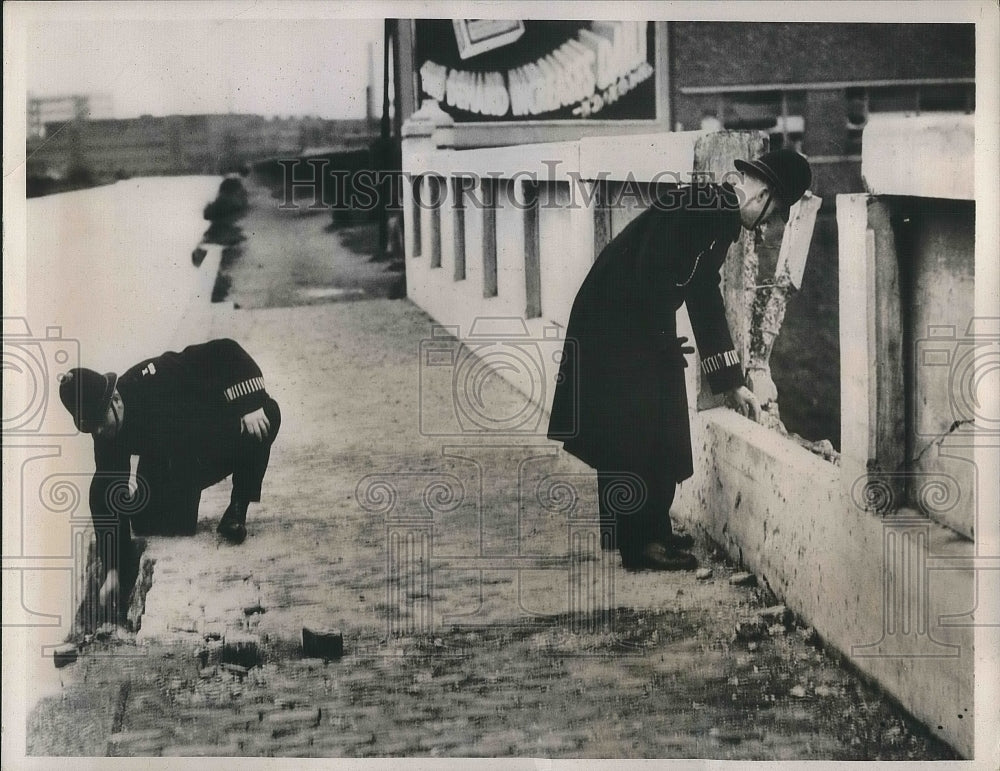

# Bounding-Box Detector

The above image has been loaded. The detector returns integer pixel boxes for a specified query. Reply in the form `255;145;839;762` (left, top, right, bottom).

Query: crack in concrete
909;419;975;466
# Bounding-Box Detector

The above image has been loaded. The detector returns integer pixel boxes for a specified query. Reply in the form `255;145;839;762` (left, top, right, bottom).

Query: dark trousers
597;463;675;562
132;398;281;535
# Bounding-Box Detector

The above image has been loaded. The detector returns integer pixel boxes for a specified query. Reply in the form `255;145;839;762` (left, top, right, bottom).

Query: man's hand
99;569;120;608
240;407;271;441
727;385;762;423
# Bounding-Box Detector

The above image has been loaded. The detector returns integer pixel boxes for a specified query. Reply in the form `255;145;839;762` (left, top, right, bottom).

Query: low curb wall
673;406;974;757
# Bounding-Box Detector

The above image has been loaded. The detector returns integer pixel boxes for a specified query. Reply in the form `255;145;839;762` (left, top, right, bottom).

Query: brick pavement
27;299;956;759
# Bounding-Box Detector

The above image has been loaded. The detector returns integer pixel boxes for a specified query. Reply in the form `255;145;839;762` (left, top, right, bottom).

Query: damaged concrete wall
671;407;974;757
676;115;977;756
904;200;976;539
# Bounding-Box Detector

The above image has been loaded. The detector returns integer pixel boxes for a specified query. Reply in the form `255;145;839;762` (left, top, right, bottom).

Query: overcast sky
26;18;384;119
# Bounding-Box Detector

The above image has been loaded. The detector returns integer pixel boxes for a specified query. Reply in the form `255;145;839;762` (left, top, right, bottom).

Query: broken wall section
839;113;977;540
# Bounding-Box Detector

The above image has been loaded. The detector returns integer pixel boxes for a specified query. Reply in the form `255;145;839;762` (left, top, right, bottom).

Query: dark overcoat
90;338;271;545
547;183;745;480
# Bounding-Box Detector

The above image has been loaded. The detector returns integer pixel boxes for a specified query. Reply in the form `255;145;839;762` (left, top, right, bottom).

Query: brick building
26;113;375;180
668;22;974;198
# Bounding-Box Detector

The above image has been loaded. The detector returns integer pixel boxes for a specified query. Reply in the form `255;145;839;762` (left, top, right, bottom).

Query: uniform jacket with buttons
547;183;744;479
89;338;270;539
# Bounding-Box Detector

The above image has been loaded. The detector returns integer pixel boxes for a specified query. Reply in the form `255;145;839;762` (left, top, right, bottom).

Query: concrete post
692;131;767;410
746;192;822;415
837;194;906;507
401;100;455;268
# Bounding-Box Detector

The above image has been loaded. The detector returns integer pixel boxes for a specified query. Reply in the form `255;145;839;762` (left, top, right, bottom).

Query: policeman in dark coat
548;149;812;571
58;338;281;606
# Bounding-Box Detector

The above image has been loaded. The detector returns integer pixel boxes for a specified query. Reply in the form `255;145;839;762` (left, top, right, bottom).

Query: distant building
26;93;113;139
26;112;376;180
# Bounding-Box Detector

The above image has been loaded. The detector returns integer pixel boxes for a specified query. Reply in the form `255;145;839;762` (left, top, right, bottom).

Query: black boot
216;499;249;544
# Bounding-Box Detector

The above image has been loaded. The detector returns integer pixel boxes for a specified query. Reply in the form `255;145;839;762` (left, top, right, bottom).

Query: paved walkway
27;300;954;760
25;178;956;760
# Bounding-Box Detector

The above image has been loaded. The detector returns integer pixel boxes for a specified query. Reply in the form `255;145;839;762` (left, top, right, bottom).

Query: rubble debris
221;662;249;678
695;568;713;580
789;685;807;698
729;572;757;587
53;643;78;669
735;618;769;642
221;632;260;668
107;729;169;755
265;706;322;738
302;627;343;660
790;434;841;464
108;728;168;745
756;605;791;626
709;726;743;745
95;623;116;641
196;639;224;668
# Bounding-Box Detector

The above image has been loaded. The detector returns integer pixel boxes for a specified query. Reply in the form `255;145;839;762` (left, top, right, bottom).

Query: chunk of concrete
107;729;169;755
756;604;791;626
221;662;249;678
729;572;757;587
53;643;78;669
734;618;769;642
95;623;116;641
265;707;322;728
108;729;169;744
302;627;343;660
709;726;743;745
695;567;713;580
196;639;223;667
221;632;260;668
